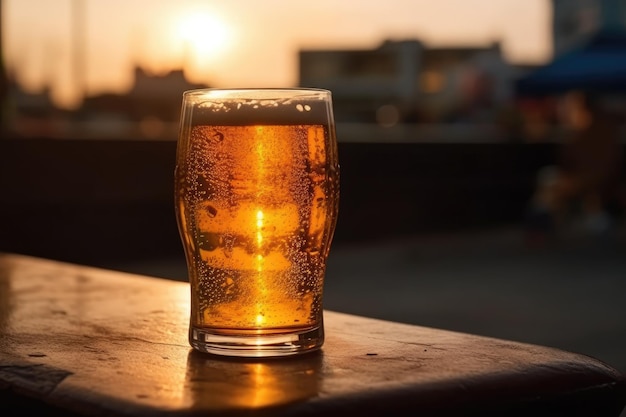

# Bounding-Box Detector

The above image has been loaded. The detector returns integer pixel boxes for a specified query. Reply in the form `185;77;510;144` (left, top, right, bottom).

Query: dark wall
335;141;557;241
0;138;558;266
0;139;181;265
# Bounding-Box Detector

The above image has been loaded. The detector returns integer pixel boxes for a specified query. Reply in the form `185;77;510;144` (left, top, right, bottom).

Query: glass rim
182;87;331;100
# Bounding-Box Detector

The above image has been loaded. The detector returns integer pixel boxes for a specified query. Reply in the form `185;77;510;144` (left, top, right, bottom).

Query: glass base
189;325;324;358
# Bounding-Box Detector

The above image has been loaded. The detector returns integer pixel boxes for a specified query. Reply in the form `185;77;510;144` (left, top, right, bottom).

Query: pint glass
175;88;339;357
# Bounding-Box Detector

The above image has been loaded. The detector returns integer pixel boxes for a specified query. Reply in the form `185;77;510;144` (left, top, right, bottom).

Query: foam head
183;88;333;126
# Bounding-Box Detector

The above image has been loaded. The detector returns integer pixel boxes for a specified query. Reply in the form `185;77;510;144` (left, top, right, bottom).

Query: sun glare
175;11;232;63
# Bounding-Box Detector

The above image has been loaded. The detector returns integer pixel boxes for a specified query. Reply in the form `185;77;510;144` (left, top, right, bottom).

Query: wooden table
0;253;624;416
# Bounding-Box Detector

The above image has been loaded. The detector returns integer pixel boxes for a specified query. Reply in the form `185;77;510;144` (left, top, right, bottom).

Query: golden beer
175;89;339;357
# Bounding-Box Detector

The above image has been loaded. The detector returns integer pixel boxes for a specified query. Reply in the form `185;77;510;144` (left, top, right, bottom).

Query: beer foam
185;89;333;126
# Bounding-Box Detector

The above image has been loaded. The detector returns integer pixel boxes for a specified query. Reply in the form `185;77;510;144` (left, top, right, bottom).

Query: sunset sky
3;0;552;109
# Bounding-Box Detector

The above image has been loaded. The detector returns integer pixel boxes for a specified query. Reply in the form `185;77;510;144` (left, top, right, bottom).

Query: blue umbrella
515;28;626;96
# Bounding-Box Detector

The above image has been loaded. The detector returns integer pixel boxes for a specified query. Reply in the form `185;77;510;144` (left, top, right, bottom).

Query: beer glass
175;88;339;357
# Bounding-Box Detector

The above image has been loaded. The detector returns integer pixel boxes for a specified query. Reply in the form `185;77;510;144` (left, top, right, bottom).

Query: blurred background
0;0;625;386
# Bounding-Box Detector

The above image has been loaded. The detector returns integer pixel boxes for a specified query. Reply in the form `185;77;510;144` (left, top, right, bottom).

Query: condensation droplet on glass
304;105;311;111
296;104;304;112
206;205;218;217
211;131;224;142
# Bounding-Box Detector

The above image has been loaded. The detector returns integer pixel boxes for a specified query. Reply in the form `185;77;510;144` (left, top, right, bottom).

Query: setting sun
175;11;233;64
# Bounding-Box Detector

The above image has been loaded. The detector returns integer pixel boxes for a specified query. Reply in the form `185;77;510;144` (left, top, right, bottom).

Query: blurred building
553;0;626;56
514;0;626;142
299;39;531;126
7;66;208;139
79;67;209;139
5;75;68;138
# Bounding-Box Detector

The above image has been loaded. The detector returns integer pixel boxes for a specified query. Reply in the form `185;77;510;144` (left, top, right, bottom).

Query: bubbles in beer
176;117;339;331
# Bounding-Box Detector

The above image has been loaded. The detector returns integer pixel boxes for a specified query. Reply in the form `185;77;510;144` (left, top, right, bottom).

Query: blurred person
525;91;623;244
